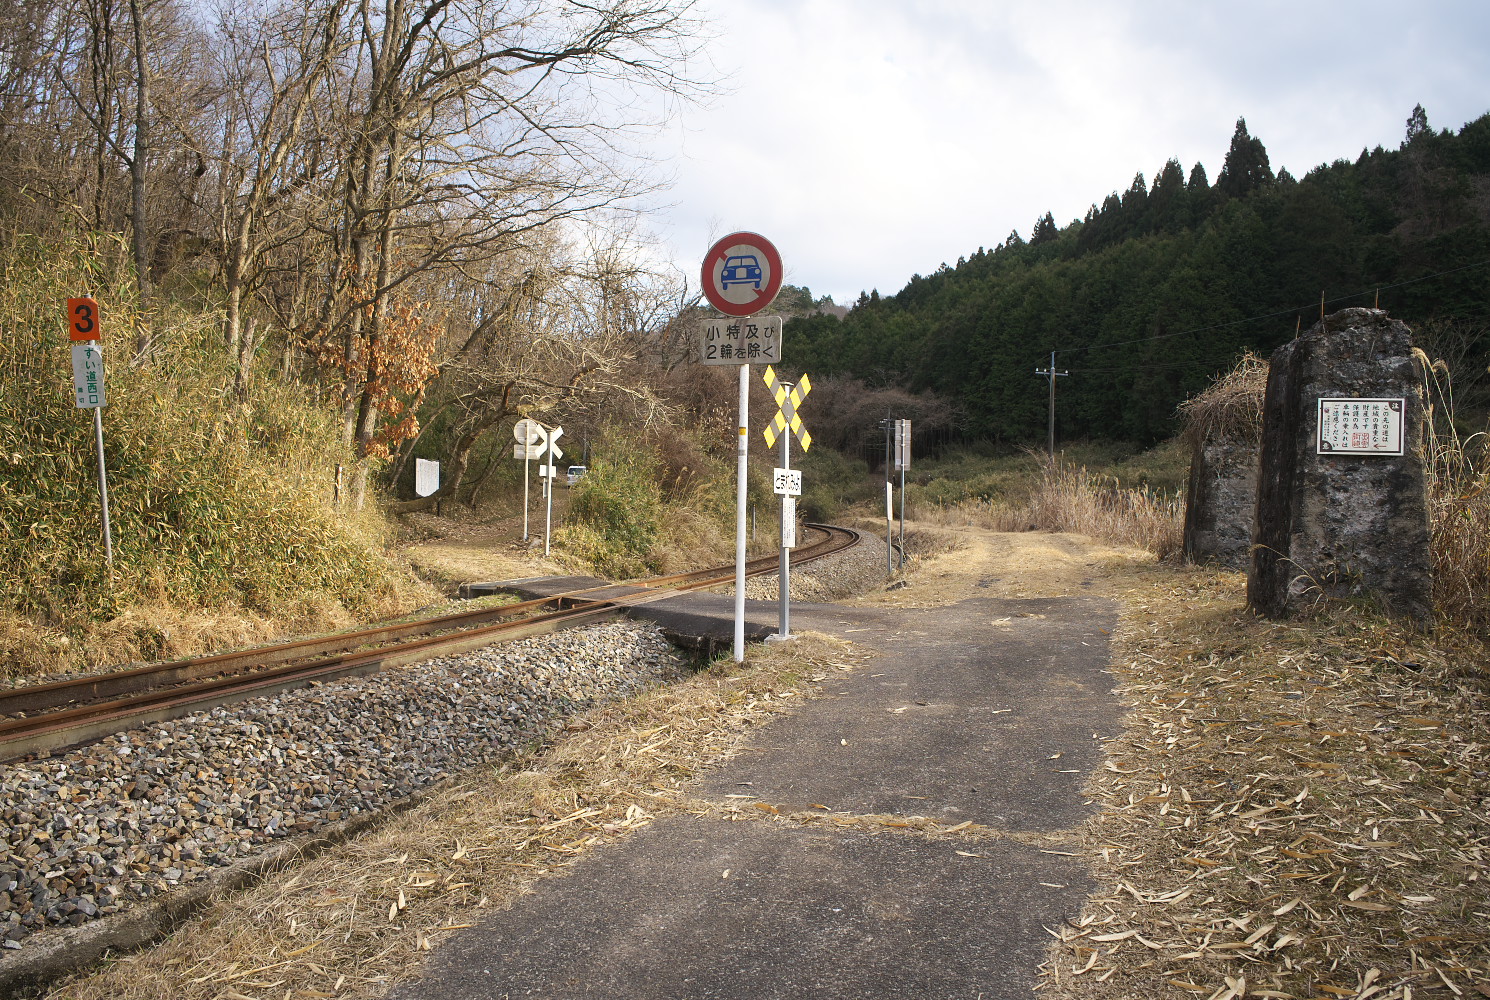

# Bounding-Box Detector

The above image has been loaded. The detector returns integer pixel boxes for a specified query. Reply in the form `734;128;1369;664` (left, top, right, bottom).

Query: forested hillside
785;110;1490;445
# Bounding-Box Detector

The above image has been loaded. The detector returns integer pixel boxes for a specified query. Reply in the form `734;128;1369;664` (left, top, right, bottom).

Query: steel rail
1;522;860;762
0;524;843;721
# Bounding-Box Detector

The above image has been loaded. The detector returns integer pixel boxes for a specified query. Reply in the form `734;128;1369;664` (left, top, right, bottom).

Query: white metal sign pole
778;424;790;639
514;419;542;542
545;464;554;557
734;359;749;663
897;419;910;570
885;480;894;575
543;425;563;558
93;407;114;568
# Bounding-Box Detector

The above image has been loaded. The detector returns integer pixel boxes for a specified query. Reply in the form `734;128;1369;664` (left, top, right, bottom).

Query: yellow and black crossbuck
761;365;812;451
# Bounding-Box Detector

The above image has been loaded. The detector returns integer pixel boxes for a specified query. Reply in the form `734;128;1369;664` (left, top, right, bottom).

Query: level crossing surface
390;586;1120;999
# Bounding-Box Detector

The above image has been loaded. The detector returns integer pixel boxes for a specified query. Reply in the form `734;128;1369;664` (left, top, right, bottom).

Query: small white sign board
700;316;782;366
894;418;912;470
72;343;105;408
781;496;797;548
773;468;802;496
414;459;440;497
514;443;544;460
1317;398;1404;456
539;464;560;479
513;418;543;445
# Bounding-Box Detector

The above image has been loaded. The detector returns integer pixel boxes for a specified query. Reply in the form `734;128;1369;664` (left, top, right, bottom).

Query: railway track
0;523;861;763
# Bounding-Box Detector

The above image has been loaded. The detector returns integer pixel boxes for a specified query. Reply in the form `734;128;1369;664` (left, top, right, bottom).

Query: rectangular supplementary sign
699;315;781;366
773;468;802;496
1317;398;1404;456
894;418;911;470
72;342;105;408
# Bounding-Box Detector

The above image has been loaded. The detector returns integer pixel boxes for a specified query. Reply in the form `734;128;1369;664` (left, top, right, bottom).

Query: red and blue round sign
701;232;783;317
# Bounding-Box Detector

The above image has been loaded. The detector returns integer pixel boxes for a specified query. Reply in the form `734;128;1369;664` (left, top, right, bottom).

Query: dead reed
1418;352;1490;633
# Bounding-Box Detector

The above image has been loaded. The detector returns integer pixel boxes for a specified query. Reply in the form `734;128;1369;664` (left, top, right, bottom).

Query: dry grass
906;462;1184;561
0;591;432;688
43;634;881;1000
907;496;1037;533
1038;568;1490;1000
1419;354;1490;632
1025;463;1185;561
1178;353;1269;447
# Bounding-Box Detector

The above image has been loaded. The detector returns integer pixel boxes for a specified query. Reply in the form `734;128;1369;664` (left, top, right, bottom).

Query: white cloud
650;0;1490;305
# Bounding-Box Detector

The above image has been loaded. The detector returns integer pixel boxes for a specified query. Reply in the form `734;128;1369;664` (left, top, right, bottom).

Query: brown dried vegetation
1178;352;1270;448
1039;569;1490;1000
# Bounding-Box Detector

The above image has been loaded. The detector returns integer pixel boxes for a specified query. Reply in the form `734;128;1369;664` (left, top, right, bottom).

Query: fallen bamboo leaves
1037;569;1490;1000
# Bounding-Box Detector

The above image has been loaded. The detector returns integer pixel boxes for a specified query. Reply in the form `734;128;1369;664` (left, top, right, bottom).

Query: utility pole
1033;351;1068;460
878;416;893;574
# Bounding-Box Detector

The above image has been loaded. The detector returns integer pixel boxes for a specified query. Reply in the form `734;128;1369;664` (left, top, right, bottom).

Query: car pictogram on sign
701;232;782;317
720;255;762;289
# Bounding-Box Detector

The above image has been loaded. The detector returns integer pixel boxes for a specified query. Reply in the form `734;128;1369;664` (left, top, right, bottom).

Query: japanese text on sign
72;342;105;408
1317;398;1404;456
773;468;802;496
699;316;781;366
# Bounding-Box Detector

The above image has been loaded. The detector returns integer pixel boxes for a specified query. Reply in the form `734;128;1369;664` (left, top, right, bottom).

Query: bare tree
268;0;707;503
209;0;351;393
387;227;679;513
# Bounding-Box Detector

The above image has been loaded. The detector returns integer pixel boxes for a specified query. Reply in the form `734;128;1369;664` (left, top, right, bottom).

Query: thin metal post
93;407;114;568
778;401;790;639
543;464;553;557
898;463;906;570
522;448;531;541
734;360;749;663
884;417;893;574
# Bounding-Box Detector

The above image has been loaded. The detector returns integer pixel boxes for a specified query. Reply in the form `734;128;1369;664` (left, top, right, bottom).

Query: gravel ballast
0;620;686;952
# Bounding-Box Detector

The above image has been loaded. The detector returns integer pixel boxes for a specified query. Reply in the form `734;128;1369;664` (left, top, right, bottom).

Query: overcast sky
646;0;1490;306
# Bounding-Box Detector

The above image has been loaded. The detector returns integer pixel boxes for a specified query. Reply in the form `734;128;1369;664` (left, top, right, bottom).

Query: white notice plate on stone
1317;398;1404;456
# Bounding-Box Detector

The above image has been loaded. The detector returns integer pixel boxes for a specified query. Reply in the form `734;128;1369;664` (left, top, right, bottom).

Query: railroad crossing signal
762;366;812;451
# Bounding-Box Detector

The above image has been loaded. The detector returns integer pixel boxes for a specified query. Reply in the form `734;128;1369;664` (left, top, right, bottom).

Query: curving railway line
0;523;861;764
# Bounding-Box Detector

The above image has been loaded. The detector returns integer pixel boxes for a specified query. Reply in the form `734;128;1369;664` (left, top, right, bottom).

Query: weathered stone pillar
1181;355;1266;569
1248;308;1433;623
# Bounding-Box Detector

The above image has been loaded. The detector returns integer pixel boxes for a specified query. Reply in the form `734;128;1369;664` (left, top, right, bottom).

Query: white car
566;465;587;486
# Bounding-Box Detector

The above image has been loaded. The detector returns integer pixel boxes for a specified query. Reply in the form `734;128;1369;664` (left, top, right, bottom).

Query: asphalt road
390;588;1119;1000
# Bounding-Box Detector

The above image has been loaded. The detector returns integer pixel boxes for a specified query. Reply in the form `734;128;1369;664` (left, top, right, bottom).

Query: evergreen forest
783;110;1490;445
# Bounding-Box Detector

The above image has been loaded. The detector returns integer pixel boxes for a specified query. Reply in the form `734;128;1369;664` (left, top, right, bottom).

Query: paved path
391;589;1119;1000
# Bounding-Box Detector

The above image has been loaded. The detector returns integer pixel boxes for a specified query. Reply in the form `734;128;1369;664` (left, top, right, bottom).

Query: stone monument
1248;308;1433;623
1181;354;1266;569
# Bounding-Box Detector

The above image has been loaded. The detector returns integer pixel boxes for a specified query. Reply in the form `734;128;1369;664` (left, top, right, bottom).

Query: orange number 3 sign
67;297;101;341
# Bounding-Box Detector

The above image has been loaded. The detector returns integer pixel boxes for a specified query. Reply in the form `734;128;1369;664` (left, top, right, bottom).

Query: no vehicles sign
701;232;783;317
